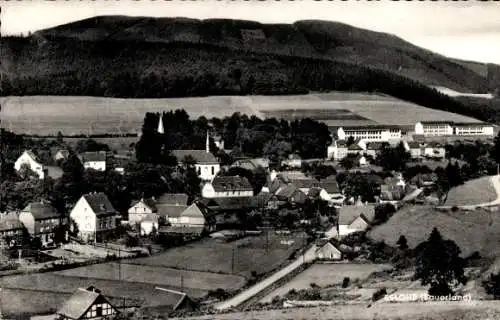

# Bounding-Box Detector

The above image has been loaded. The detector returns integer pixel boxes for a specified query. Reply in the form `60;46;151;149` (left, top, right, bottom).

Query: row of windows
85;303;114;318
0;230;21;236
214;190;252;196
197;166;217;175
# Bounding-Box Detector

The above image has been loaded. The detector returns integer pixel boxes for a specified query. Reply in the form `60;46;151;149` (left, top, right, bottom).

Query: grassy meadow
368;205;500;258
0;93;484;136
445;176;498;207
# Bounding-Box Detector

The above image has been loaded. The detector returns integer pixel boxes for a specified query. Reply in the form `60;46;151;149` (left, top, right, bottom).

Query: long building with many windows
414;121;494;137
336;125;402;142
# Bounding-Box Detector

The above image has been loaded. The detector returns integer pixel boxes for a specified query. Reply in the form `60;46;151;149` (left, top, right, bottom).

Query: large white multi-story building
336;125;402;142
414;121;494;137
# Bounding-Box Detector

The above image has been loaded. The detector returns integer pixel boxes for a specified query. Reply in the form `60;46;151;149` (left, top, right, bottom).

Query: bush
342;277;350;288
372;288;387;302
482;272;500;299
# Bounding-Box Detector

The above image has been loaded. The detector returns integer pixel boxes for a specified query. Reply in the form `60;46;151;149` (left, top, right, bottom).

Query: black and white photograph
1;0;500;319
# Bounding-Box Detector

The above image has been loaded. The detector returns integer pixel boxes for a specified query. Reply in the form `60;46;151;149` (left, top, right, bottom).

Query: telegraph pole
231;247;235;274
181;274;184;291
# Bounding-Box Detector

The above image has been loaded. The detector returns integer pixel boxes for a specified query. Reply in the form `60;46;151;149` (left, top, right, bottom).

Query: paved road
214;245;318;310
437;175;500;210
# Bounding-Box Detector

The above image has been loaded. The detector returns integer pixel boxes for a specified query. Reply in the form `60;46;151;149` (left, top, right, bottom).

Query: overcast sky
2;0;500;64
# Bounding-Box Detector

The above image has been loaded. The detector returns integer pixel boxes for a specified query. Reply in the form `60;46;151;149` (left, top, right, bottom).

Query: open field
260;263;391;303
368;205;500;257
129;235;305;278
55;262;246;291
0;271;204;316
173;301;500;320
445;176;498;206
1;93;484;135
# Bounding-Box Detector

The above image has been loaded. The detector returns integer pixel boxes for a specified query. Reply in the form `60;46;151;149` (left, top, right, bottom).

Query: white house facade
70;193;117;243
14;150;45;179
202;176;254;198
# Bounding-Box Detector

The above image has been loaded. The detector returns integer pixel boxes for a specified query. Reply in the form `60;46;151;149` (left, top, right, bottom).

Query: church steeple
206;129;210;153
157;114;164;134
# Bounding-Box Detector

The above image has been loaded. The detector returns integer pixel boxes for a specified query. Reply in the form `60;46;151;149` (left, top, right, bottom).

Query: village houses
70;192;118;243
0;215;25;247
315;241;342;261
80;151;107;171
14;150;46;179
57;287;118;320
202;175;254;198
19;200;66;248
337;203;376;237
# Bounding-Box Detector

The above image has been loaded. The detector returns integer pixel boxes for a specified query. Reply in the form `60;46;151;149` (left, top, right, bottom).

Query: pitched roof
141;213;159;222
159;226;204;235
0;218;24;232
180;203;205;219
231;158;269;170
338;204;376;225
22;201;60;220
171;150;218;164
157;205;188;218
82;193;117;216
341;125;401;131
425;141;444;148
453;122;488;127
335;140;348;148
315;181;340;194
199;197;263;211
24;150;40;162
211;175;253;192
157;193;189;206
316;242;341;255
407;141;421;148
142;287;191;310
57;288;110;320
275;185;307;203
55;149;70;158
307;187;322;198
290;178;317;190
130;198;158;212
80;151;107;162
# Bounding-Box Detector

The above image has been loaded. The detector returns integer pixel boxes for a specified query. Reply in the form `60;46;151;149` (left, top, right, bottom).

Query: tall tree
414;228;467;296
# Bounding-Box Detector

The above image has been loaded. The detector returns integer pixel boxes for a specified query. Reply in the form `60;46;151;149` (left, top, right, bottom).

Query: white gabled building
14;150;45;179
327;140;348;160
80;151;107;172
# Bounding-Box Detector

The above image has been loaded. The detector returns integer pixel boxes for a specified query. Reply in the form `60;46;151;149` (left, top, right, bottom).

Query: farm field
445;176;498;206
1;93;484;135
368;205;500;258
173;301;500;320
129;235;305;278
0;271;203;316
55;262;246;291
259;263;391;303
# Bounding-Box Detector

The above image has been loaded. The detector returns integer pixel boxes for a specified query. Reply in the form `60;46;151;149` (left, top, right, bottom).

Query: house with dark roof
327;140;348;160
167;203;207;229
57;287;118;320
171;150;220;181
14;150;46;179
0;216;25;247
347;143;365;155
365;142;386;158
274;184;308;206
70;192;118;243
19;200;65;247
202;175;254;198
80;151;107;172
157;193;189;206
139;287;198;315
289;178;317;195
338;204;375;237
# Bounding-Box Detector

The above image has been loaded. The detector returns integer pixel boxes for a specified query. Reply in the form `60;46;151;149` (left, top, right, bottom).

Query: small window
211;166;215;175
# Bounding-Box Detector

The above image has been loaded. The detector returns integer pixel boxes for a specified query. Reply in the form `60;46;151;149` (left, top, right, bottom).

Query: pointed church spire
206;129;210;153
157;114;164;134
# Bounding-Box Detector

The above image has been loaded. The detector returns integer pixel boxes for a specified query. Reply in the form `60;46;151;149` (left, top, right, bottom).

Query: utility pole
181;274;184;291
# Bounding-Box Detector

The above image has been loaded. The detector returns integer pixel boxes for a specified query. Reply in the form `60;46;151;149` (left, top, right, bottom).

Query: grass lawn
445;176;497;206
368;205;500;257
130;235;304;278
259;263;391;303
1;93;483;136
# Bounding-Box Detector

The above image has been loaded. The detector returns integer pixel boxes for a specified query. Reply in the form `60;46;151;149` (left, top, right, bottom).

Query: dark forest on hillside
2;36;500;123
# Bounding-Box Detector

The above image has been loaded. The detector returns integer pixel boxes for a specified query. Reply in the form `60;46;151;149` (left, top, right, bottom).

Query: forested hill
1;16;500;122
